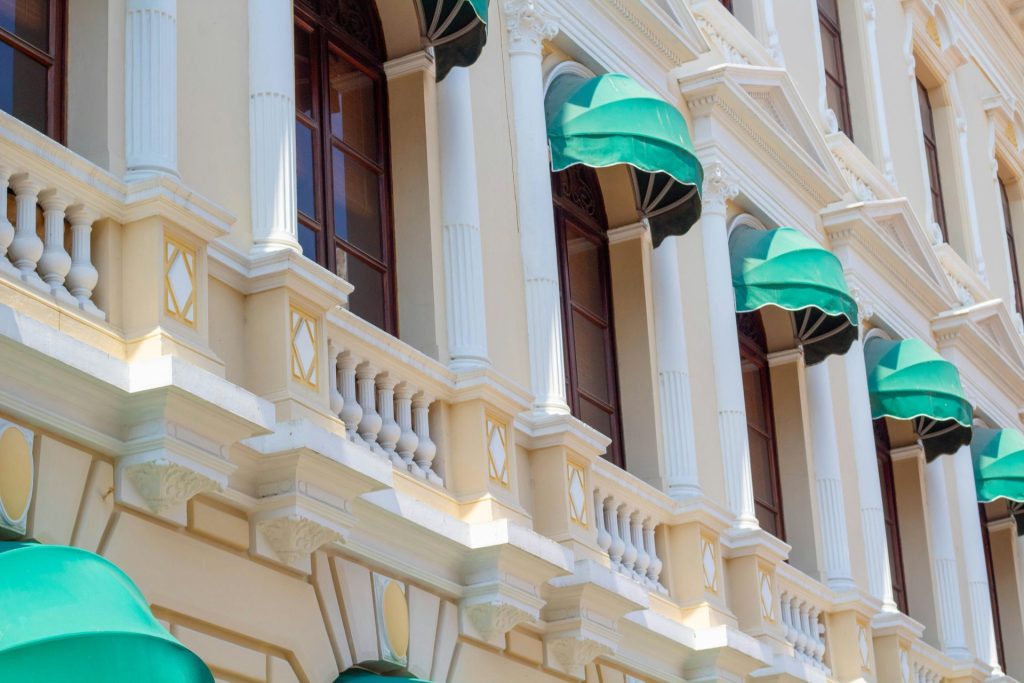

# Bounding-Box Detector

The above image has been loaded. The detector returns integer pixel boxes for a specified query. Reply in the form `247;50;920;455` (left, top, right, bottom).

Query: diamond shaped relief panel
164;238;196;326
566;462;587;527
899;649;910;683
758;569;774;622
700;535;718;593
858;625;869;669
290;307;318;388
487;419;509;487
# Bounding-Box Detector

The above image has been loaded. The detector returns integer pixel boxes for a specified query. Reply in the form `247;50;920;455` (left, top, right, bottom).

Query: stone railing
590;457;672;594
326;309;455;486
776;563;831;674
902;643;946;683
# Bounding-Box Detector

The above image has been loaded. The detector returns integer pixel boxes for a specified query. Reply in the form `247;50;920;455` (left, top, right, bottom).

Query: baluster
780;593;797;648
356;362;384;456
618;504;637;575
339;353;364;444
65;205;102;317
812;607;826;667
0;166;17;277
37;189;74;305
605;497;624;570
796;601;812;662
644;520;663;590
328;341;344;421
594;489;611;556
412;392;440;484
376;373;402;466
8;175;45;291
394;382;420;475
631;512;650;584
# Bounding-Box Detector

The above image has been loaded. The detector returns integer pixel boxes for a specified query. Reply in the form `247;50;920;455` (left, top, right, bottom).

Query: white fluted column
844;335;898;611
125;0;177;179
248;0;300;253
438;67;489;371
806;360;856;591
701;164;757;529
951;446;1002;671
924;457;971;660
505;1;566;414
652;236;701;498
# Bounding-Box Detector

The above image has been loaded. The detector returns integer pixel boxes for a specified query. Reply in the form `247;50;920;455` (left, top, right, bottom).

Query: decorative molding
700;533;718;593
486;418;510;487
701;162;739;215
374;574;410;666
0;421;33;538
547;636;612;677
757;566;774;622
603;0;685;65
164;236;197;326
123;458;220;514
566;460;588;527
290;305;319;388
255;514;341;565
504;1;558;54
465;601;534;642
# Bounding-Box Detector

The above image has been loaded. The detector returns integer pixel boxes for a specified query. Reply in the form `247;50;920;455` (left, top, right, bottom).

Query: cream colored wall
208;278;247;387
893;451;941;648
774;0;824;135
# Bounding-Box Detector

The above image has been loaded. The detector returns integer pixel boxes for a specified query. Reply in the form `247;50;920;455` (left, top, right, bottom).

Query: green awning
336;669;431;683
729;225;858;365
417;0;488;81
972;427;1024;503
544;72;703;247
0;543;213;682
864;337;972;461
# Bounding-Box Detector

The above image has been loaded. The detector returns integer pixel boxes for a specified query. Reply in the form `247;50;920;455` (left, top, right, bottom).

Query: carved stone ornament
466;601;534;642
504;0;558;53
256;515;341;565
548;636;613;676
124;459;220;514
701;163;739;214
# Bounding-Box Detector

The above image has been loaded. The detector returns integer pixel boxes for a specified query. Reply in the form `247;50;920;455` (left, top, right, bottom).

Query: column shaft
924;458;971;660
125;0;177;178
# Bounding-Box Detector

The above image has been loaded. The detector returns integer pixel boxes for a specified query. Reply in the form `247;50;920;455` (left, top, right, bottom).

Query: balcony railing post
37;189;74;306
65;205;102;318
412;392;439;484
0;166;17;278
338;353;363;445
9;174;45;292
394;383;419;474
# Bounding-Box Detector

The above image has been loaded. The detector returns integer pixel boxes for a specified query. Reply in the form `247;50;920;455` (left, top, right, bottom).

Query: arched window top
297;0;386;60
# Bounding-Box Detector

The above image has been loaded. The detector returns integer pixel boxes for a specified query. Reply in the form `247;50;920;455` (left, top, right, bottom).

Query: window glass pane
338;247;386;329
0;42;46;133
298;223;318;261
579;396;613;440
0;0;48;52
572;310;610;402
294;26;313;119
742;360;768;430
819;30;838;76
749;432;775;504
332;148;382;259
328;51;378;160
296;122;317;219
756;502;780;537
565;223;604;316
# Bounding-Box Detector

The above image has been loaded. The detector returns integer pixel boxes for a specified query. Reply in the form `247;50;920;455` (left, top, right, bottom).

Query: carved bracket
464;601;534;643
123;458;220;514
546;636;613;679
255;514;341;565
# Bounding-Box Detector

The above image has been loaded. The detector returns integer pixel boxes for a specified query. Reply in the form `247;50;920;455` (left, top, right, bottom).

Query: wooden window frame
551;167;626;468
0;0;66;141
719;0;733;12
737;310;785;540
979;504;1006;672
817;0;853;139
918;78;949;244
294;0;398;334
874;419;909;614
1000;177;1024;316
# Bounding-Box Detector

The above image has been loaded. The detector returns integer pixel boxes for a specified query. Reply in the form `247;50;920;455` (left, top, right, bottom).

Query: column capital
504;1;558;55
701;163;739;215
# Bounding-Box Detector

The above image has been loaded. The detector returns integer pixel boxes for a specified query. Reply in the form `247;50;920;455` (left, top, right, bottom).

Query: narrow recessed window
979;505;1006;671
738;311;784;539
1001;178;1023;316
0;0;64;140
552;166;625;467
818;0;852;138
918;78;948;243
294;0;395;333
719;0;733;12
874;419;908;614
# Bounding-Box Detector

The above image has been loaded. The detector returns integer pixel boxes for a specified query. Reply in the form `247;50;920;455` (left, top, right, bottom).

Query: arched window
552;166;625;467
737;310;784;538
874;418;908;614
294;0;396;332
0;0;65;139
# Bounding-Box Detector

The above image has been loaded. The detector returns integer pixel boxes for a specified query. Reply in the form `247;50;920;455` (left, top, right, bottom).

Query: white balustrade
778;586;830;673
593;491;666;593
329;339;445;485
912;662;941;683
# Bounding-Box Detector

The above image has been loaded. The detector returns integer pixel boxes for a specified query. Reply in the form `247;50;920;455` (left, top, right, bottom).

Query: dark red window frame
1001;178;1024;316
874;419;909;614
719;0;733;12
0;0;65;141
818;0;852;138
552;166;626;468
918;78;949;244
294;0;397;333
979;504;1006;672
737;310;785;540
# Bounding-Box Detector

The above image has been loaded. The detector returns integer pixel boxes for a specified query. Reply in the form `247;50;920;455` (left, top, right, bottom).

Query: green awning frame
972;427;1024;504
544;72;704;247
864;337;972;461
0;543;213;682
729;225;858;365
416;0;488;81
336;668;431;683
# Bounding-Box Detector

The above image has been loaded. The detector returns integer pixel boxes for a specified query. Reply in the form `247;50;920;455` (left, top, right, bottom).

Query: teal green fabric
972;427;1024;503
544;72;704;247
418;0;488;81
864;337;972;461
336;669;431;683
729;225;858;365
0;543;213;683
